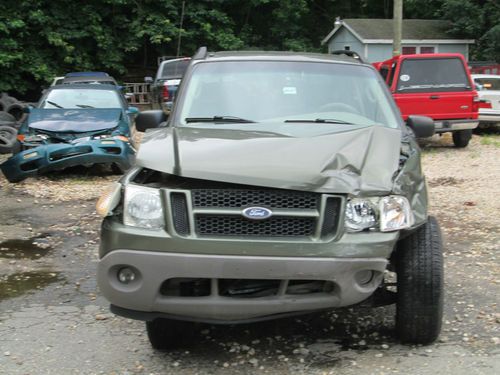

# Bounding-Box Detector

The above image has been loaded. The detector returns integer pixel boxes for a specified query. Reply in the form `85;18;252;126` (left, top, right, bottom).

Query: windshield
41;89;122;109
397;58;471;93
179;61;400;128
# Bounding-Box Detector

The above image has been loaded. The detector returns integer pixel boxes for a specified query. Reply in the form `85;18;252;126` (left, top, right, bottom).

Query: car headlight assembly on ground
345;196;414;232
123;185;164;229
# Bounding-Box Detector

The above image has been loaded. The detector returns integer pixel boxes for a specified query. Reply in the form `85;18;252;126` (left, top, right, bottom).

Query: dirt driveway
0;133;499;375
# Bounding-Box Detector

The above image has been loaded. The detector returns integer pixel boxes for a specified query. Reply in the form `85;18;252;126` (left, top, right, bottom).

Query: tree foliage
0;0;498;96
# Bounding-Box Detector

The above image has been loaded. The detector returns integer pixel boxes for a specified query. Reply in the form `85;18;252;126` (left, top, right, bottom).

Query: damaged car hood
136;124;402;195
28;108;123;133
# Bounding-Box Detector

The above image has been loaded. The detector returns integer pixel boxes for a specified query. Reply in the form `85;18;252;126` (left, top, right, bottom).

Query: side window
379;66;389;81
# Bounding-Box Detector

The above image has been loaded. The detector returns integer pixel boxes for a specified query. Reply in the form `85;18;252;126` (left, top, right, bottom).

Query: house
322;18;475;62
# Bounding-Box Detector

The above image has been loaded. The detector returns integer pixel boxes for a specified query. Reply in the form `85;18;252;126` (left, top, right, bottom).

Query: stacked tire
0;111;18;154
0;92;28;126
0;93;28;154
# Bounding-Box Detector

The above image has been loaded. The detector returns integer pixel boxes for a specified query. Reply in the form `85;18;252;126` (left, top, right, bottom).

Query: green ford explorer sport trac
96;47;443;349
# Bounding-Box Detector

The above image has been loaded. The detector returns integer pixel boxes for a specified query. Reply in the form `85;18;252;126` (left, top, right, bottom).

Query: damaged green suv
97;48;443;349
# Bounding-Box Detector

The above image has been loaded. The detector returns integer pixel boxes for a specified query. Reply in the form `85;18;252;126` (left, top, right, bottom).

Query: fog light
355;270;374;285
23;151;38;160
118;267;136;284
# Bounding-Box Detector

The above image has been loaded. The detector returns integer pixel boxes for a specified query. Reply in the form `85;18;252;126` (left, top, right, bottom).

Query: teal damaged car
1;84;138;183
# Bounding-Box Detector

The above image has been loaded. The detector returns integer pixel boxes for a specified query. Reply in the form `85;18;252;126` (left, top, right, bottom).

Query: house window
344;45;351;51
402;46;417;55
402;46;436;55
420;46;435;54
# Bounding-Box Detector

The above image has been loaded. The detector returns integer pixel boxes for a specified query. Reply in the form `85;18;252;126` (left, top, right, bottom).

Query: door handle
430;95;440;99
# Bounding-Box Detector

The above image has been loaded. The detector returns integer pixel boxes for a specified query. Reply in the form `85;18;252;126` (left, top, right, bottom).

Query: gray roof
322;18;475;44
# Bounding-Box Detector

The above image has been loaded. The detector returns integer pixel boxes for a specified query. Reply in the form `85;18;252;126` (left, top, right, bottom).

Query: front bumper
98;249;388;323
0;139;135;182
98;217;399;323
434;119;478;133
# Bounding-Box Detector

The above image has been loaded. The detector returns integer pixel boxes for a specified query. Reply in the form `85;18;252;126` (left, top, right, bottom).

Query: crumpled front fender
0;139;135;183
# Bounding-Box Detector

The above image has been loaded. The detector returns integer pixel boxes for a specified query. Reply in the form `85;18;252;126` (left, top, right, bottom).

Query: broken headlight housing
123;185;164;229
345;196;414;232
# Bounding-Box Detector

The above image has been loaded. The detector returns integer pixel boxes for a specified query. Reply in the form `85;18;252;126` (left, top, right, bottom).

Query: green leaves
0;0;498;96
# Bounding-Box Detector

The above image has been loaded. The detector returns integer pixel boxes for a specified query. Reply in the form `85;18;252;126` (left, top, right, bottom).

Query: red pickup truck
374;53;479;147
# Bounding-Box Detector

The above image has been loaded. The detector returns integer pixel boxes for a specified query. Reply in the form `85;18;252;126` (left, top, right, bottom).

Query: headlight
345;198;378;232
379;196;413;232
123;185;164;229
345;196;414;232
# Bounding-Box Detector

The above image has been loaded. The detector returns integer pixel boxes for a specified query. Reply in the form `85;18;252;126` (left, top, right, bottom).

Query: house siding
365;45;393;62
326;28;365;56
437;44;468;59
325;24;472;62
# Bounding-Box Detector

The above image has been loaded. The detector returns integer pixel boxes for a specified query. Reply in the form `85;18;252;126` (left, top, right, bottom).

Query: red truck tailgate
393;90;477;121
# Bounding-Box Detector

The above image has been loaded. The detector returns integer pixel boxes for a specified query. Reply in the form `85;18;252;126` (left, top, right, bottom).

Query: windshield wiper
46;100;64;109
284;118;354;125
185;116;255;124
76;104;95;108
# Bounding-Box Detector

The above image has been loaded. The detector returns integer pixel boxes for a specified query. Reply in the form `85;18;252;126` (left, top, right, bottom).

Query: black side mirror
135;110;168;132
406;115;435;138
23;105;34;114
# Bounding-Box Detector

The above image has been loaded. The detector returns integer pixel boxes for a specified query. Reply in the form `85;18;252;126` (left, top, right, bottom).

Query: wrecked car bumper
0;140;135;183
97;219;398;323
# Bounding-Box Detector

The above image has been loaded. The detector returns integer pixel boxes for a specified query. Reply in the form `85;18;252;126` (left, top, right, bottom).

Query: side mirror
406;115;435;138
23;105;34;114
127;106;139;115
144;76;153;84
135;110;167;132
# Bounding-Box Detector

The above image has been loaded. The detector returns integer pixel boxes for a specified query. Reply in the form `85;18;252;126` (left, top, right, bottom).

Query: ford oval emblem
242;207;273;220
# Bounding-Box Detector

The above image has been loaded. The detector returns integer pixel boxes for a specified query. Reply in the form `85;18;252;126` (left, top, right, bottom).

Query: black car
146;57;191;113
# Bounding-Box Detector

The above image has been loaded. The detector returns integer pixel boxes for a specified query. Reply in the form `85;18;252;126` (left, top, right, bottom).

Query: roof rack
193;46;208;60
330;50;365;63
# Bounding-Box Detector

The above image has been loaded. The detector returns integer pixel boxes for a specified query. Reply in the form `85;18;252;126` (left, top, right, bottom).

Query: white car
472;74;500;126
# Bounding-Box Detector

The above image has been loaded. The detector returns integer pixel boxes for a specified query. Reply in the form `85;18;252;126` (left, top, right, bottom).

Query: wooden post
393;0;403;57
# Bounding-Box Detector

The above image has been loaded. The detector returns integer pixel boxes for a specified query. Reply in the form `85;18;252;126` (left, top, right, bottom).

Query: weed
480;135;500;147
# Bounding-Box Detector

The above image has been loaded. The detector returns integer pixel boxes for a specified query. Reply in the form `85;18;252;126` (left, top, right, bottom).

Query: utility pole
393;0;403;57
176;1;186;57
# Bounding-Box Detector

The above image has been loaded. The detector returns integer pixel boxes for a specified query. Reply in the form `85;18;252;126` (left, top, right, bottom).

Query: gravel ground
0;132;499;374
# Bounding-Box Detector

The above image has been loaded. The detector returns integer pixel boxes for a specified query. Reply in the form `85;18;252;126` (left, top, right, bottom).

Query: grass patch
480;134;500;147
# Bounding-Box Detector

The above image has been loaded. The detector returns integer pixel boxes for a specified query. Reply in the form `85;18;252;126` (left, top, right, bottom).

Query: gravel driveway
0;133;498;375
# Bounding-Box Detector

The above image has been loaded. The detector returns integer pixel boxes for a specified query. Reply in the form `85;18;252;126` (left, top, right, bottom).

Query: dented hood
136;124;402;195
28;108;122;133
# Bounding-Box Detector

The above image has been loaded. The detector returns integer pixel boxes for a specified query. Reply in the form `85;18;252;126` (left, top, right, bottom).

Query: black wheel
394;216;443;344
146;318;193;350
111;163;125;175
452;129;472;148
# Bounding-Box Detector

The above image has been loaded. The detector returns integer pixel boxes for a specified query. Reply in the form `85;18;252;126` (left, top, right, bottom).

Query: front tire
452;129;472;148
394;216;443;344
146;318;193;350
